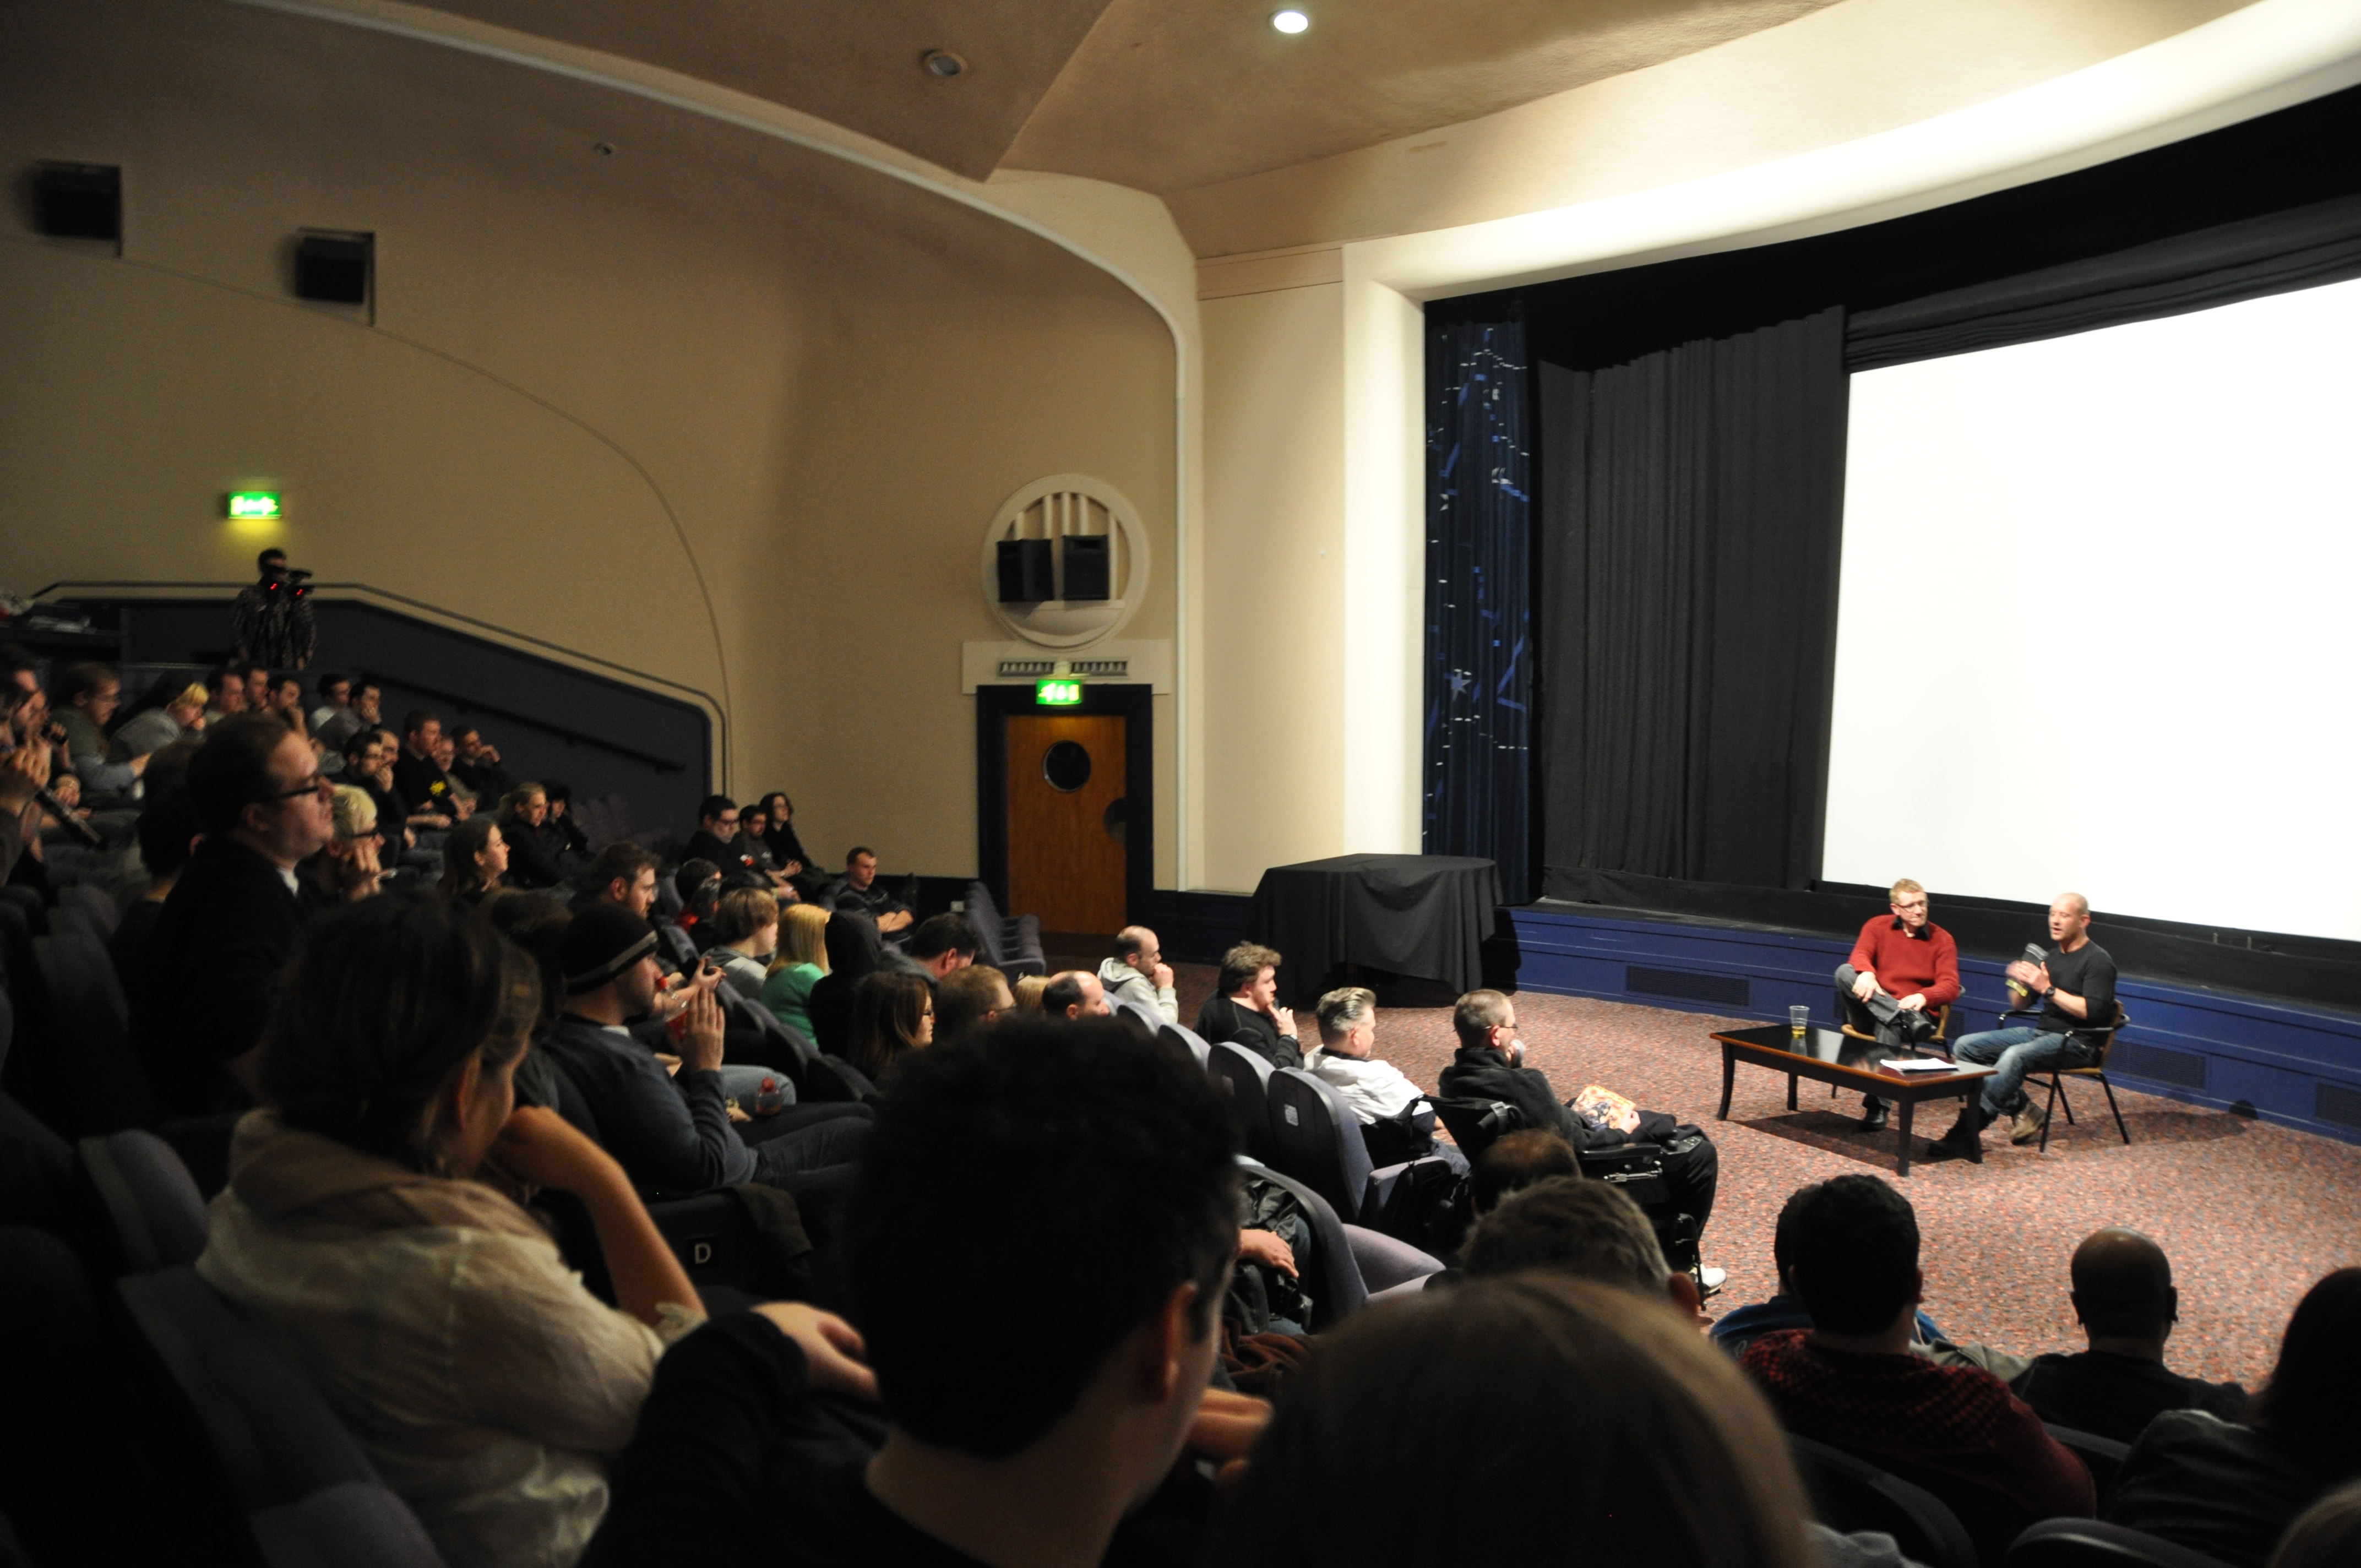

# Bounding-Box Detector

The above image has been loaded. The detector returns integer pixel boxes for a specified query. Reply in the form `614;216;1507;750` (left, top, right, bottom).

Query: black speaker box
33;162;119;241
997;538;1054;603
1062;535;1111;601
296;234;371;304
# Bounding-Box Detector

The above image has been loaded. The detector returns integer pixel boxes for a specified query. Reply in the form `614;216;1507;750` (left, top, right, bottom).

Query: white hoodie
1096;956;1178;1023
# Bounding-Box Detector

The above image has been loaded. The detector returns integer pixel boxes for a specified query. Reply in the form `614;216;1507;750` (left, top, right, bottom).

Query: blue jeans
1951;1026;2093;1117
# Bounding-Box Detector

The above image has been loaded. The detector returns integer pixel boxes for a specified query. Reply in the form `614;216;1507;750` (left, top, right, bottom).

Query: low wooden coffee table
1712;1023;1995;1177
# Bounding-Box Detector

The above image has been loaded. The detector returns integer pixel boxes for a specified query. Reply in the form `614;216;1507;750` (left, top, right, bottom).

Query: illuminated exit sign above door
1035;677;1083;706
225;491;281;520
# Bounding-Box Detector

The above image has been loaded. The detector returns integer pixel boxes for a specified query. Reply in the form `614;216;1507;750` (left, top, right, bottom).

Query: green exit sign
225;491;281;520
1036;677;1083;706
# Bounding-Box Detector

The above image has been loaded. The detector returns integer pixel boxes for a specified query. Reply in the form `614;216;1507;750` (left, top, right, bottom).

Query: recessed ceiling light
1270;9;1309;34
922;49;967;78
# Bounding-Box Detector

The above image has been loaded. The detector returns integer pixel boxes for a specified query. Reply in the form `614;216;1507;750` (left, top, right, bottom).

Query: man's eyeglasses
264;774;336;802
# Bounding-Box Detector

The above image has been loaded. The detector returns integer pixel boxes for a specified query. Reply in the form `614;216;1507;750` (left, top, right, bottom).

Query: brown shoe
2010;1104;2050;1145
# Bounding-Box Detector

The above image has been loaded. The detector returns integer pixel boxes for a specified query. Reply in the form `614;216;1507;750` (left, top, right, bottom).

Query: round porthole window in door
1042;739;1092;793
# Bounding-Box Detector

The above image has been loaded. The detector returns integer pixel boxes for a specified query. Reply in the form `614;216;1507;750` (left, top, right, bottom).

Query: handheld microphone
2005;941;2047;1006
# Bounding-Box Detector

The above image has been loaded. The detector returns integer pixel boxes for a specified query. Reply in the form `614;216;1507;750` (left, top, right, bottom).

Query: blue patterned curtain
1423;319;1531;903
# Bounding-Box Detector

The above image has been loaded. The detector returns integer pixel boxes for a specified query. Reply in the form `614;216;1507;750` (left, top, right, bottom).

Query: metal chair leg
2056;1080;2077;1125
2099;1074;2130;1145
2039;1074;2061;1153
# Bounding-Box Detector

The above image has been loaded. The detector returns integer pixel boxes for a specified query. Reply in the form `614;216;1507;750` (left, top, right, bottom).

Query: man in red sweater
1838;877;1961;1131
1743;1177;2094;1565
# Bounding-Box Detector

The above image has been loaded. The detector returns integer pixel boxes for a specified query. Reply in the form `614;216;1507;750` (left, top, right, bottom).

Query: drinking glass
1788;1004;1810;1037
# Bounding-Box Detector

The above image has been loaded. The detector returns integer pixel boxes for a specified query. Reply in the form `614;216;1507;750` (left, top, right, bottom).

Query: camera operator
230;548;318;671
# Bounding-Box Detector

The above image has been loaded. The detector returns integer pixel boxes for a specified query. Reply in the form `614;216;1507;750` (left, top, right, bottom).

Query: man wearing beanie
538;903;872;1205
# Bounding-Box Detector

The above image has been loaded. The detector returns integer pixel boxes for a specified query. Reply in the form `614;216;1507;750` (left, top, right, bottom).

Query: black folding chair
1207;1041;1276;1162
80;1128;209;1273
2005;1518;2240;1568
1266;1067;1372;1226
2043;1424;2130;1511
1788;1434;1978;1568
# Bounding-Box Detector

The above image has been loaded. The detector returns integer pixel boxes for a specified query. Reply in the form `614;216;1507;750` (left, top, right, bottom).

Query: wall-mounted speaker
997;538;1054;603
1061;535;1110;601
295;233;371;304
33;162;120;241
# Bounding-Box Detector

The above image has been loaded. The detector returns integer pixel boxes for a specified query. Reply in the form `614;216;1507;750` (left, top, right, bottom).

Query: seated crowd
2;651;2357;1568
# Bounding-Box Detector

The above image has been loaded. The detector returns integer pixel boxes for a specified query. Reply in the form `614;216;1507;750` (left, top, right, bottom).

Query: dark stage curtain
1423;319;1531;903
1537;307;1846;899
1849;192;2361;371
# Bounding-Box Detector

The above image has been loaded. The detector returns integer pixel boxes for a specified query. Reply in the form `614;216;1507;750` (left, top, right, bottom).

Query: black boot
1924;1101;1992;1160
1858;1097;1889;1131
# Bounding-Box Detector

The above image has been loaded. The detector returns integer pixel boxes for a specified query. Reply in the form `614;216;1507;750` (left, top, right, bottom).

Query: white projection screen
1823;275;2361;943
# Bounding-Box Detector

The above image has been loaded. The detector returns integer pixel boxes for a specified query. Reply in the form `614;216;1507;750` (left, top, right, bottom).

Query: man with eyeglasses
132;714;372;1118
1836;878;1961;1132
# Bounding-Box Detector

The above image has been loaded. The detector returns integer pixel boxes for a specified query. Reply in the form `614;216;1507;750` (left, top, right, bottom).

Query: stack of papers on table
1881;1057;1955;1074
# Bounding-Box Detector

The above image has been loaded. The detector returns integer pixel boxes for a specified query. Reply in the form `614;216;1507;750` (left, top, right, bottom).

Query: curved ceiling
404;0;1845;191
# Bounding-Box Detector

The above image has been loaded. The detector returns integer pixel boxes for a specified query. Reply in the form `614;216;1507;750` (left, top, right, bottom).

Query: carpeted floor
1127;960;2360;1387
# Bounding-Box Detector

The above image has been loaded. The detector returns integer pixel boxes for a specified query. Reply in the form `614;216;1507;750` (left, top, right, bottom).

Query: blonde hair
1889;878;1925;901
330;785;378;840
770;902;831;976
171;682;210;714
1013;973;1049;1011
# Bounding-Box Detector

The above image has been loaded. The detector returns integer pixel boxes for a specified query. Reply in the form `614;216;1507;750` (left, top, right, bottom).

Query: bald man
1929;892;2119;1158
2011;1228;2245;1442
1096;925;1178;1023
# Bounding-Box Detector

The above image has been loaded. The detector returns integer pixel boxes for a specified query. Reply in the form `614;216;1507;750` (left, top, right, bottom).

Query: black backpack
1371;1157;1475;1261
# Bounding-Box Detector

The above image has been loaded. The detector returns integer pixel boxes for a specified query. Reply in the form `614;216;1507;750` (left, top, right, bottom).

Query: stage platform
1509;900;2361;1148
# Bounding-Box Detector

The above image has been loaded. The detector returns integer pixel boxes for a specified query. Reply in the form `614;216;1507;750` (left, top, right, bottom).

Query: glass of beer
1789;1004;1810;1038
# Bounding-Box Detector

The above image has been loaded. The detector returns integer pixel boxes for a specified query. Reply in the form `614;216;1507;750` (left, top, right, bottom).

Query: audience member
806;911;883;1057
1012;973;1049;1011
266;673;309;734
754;791;809;876
306;672;354;742
449;723;513;799
2110;1268;2361;1568
2012;1227;2246;1444
437;816;509;907
2272;1481;2361;1568
1440;988;1720;1256
846;971;933;1085
393;710;456;817
110;788;202;993
1468;1126;1579;1216
1741;1175;2094;1563
308;783;387;902
761;903;830;1038
933;964;1012;1042
197;892;700;1568
133;714;361;1115
735;801;795;892
1711;1182;1958;1366
1212;1274;1814;1568
538;902;869;1201
1096;925;1178;1023
139;731;204;808
673;859;722;946
110;679;208;760
246;665;273;712
578;841;661;919
227;547;317;669
1933;892;2120;1156
587;1015;1253;1568
496;783;567;889
1305;986;1454;1166
683;794;757;879
709;887;780;998
1041;969;1112;1020
51;663;149;802
542;777;592;863
205;662;251;721
831;846;912;935
888;913;977;983
1460;1174;1706;1322
1195;941;1303;1068
346;680;385;741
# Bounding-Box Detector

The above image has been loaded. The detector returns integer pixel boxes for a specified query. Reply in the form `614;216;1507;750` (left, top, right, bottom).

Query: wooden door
1007;713;1127;938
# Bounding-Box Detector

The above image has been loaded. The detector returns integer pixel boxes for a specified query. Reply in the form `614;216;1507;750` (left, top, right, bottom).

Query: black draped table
1246;854;1500;1005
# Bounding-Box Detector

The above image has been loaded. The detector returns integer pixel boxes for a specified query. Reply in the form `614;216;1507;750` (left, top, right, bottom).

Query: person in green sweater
761;901;831;1039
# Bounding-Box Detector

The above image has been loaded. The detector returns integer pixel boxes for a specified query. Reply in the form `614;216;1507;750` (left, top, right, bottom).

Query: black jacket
132;838;313;1116
685;830;759;880
1195;995;1302;1070
1437;1043;1626;1151
498;813;568;890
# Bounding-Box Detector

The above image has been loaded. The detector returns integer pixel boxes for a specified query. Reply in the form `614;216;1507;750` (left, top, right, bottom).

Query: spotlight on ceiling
922;49;967;78
1270;9;1309;34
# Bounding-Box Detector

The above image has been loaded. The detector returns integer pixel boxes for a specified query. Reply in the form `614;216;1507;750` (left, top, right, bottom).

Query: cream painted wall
0;0;1177;883
1196;284;1345;891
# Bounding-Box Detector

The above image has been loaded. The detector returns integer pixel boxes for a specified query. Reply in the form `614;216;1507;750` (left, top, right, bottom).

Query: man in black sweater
2013;1227;2245;1443
585;1017;1266;1568
1438;989;1720;1268
1194;941;1303;1069
133;714;365;1115
1932;891;2120;1157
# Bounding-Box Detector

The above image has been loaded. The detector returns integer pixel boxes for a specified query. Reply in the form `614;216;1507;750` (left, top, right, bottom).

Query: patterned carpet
1138;960;2360;1387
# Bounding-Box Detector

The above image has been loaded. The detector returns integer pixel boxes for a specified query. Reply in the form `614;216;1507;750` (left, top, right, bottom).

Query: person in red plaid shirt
1837;878;1961;1131
1742;1176;2093;1565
